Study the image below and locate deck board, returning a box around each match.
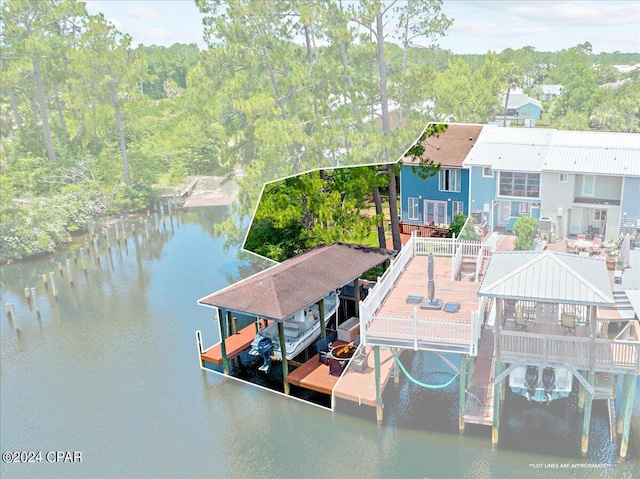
[200,322,265,365]
[464,331,495,426]
[286,354,339,395]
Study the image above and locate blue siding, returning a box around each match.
[469,166,496,222]
[517,103,542,120]
[621,177,640,231]
[400,165,470,224]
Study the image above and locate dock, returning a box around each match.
[464,330,495,426]
[200,322,264,365]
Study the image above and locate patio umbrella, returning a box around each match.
[427,253,435,302]
[620,233,631,268]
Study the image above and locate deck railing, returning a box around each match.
[364,309,477,355]
[500,331,640,374]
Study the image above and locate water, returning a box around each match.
[1,206,638,478]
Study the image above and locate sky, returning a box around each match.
[86,0,640,54]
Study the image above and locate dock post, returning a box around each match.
[278,322,290,395]
[80,248,87,273]
[25,287,31,305]
[66,259,74,286]
[318,298,326,340]
[196,330,205,368]
[353,278,360,318]
[374,346,383,425]
[620,373,637,459]
[49,272,58,299]
[617,374,627,436]
[578,370,585,411]
[393,348,400,386]
[459,354,467,433]
[42,273,48,289]
[217,309,229,375]
[5,303,12,322]
[30,287,40,318]
[492,361,502,446]
[581,371,595,456]
[232,316,238,335]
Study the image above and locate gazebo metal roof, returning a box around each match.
[198,243,395,320]
[479,250,614,306]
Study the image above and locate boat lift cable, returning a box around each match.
[390,350,463,389]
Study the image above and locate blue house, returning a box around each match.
[464,127,553,232]
[499,93,543,122]
[400,124,483,226]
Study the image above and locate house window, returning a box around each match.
[482,167,493,177]
[452,201,464,217]
[594,209,607,221]
[439,168,461,192]
[498,172,540,198]
[559,173,568,183]
[407,197,419,220]
[582,175,595,197]
[519,203,530,215]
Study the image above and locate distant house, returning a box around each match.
[400,123,483,226]
[497,94,543,122]
[541,84,564,101]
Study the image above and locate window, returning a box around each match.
[498,172,540,198]
[408,197,419,220]
[559,173,568,183]
[439,168,461,192]
[582,175,595,197]
[482,167,493,177]
[452,201,464,217]
[519,203,530,215]
[594,209,607,221]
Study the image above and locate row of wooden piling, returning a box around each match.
[4,201,182,331]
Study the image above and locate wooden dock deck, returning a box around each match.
[333,346,396,408]
[464,330,495,426]
[200,322,262,365]
[286,353,340,395]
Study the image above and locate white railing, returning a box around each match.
[475,246,484,282]
[365,310,479,355]
[452,243,463,280]
[414,236,457,256]
[500,331,640,374]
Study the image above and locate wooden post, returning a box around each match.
[318,298,326,340]
[492,361,502,446]
[218,309,229,375]
[10,304,19,331]
[57,262,64,276]
[154,212,160,233]
[31,287,40,318]
[578,374,585,411]
[617,374,627,436]
[49,272,58,299]
[72,250,77,264]
[5,303,12,321]
[393,348,400,386]
[581,371,595,456]
[232,316,238,335]
[459,354,467,432]
[196,331,204,368]
[620,373,637,459]
[25,287,31,305]
[374,345,383,425]
[353,278,360,318]
[42,273,48,289]
[80,248,87,273]
[278,322,290,395]
[66,259,74,286]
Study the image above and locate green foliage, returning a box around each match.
[458,216,481,241]
[514,216,538,251]
[448,213,468,239]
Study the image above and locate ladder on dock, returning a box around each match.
[607,397,617,443]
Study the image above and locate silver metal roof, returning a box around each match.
[463,126,553,171]
[626,290,640,319]
[544,130,640,176]
[479,251,615,306]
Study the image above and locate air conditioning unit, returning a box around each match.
[557,207,563,217]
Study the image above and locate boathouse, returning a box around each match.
[478,250,640,458]
[197,242,395,395]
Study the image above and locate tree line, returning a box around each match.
[1,0,639,260]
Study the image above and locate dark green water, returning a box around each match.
[1,206,638,478]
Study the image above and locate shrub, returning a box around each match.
[514,216,538,250]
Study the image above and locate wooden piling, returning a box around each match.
[80,248,87,273]
[154,212,159,233]
[25,287,31,305]
[459,354,467,433]
[57,262,64,277]
[232,316,238,335]
[393,348,400,386]
[218,309,229,375]
[354,278,360,318]
[10,303,18,325]
[318,298,326,340]
[374,345,383,425]
[105,229,111,251]
[196,330,205,368]
[144,220,150,241]
[581,371,595,456]
[278,321,290,395]
[72,250,77,264]
[620,373,637,459]
[49,272,58,299]
[30,287,40,318]
[492,361,502,446]
[42,274,48,288]
[5,303,12,321]
[66,259,74,286]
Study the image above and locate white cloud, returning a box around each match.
[127,6,159,20]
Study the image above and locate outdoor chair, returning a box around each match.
[561,313,577,336]
[565,238,575,253]
[577,234,587,241]
[591,237,602,254]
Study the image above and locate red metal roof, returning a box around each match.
[198,243,396,320]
